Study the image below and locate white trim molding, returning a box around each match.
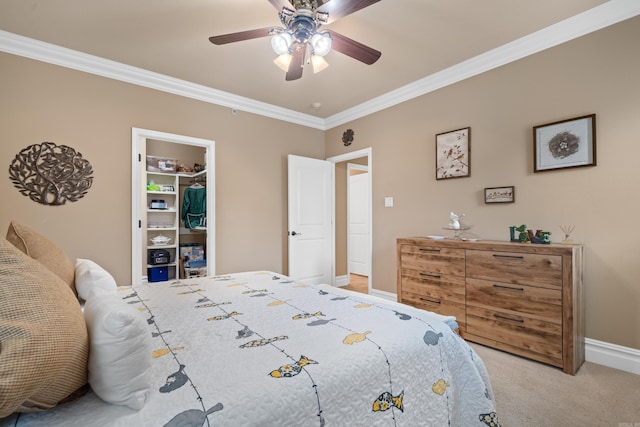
[585,338,640,375]
[1,0,639,130]
[334,275,349,287]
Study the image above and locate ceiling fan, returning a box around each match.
[209,0,382,81]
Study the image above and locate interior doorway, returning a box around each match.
[131,128,215,286]
[327,148,372,293]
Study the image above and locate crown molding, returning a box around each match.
[324,0,640,129]
[0,30,326,130]
[1,0,639,131]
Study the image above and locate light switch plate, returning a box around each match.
[384,197,394,207]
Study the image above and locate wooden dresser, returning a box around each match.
[397,237,584,374]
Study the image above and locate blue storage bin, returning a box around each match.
[148,266,168,282]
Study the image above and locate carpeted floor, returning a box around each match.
[470,343,640,426]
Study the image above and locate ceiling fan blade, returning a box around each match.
[286,43,307,81]
[317,0,381,24]
[209,27,277,45]
[267,0,294,13]
[327,30,381,65]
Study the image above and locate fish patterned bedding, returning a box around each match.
[3,271,499,427]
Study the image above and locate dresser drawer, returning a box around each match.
[400,245,465,276]
[400,290,466,324]
[466,306,562,361]
[401,270,465,305]
[466,278,561,323]
[466,249,562,288]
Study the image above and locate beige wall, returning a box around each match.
[325,16,640,350]
[0,52,324,285]
[1,16,639,351]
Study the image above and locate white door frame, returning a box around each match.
[131,128,215,286]
[327,148,372,293]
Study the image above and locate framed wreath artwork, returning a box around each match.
[533,114,596,172]
[436,127,470,180]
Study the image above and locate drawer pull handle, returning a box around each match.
[492,254,524,260]
[420,272,441,279]
[493,284,524,292]
[493,314,524,323]
[419,248,441,253]
[419,297,441,305]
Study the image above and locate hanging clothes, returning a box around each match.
[182,185,206,228]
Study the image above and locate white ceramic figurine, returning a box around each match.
[449,212,465,229]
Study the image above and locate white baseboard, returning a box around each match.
[585,338,640,375]
[369,288,397,302]
[335,275,349,287]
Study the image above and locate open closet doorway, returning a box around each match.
[131,128,215,286]
[328,148,372,294]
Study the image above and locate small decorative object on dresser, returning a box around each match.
[436,127,470,180]
[534,114,596,172]
[560,225,575,244]
[509,225,551,244]
[397,237,584,374]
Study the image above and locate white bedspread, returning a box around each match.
[2,271,499,427]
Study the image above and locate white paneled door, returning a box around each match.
[287,155,333,285]
[348,166,370,276]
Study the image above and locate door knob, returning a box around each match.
[290,231,302,236]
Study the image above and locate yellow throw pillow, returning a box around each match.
[5,221,76,294]
[0,238,88,417]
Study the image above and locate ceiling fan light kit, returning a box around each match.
[209,0,382,81]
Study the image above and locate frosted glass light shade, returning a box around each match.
[310,32,331,56]
[271,32,293,55]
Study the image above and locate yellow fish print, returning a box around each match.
[177,289,204,295]
[293,285,307,288]
[372,390,404,412]
[152,346,185,359]
[207,311,240,321]
[268,300,289,307]
[432,379,450,395]
[292,311,324,320]
[226,283,243,287]
[343,331,371,345]
[354,303,372,309]
[269,355,318,378]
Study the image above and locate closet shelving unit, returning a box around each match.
[145,169,207,282]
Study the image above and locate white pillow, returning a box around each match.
[75,259,117,300]
[83,289,152,410]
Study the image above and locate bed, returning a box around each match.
[0,224,499,427]
[2,268,499,427]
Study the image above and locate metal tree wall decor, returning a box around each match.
[9,142,94,206]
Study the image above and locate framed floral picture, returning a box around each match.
[533,114,596,172]
[436,127,470,180]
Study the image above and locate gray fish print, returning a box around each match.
[160,364,188,393]
[164,403,224,427]
[393,310,412,320]
[307,318,337,326]
[423,330,444,345]
[235,325,254,339]
[330,296,348,301]
[249,293,270,298]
